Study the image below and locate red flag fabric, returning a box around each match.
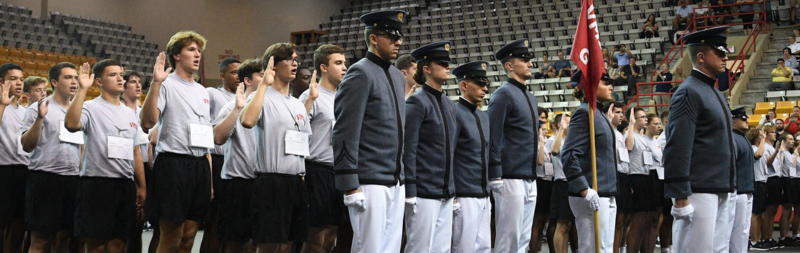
[570,0,606,111]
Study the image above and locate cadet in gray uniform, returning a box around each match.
[561,74,618,253]
[212,59,260,250]
[0,63,28,253]
[240,43,312,251]
[298,44,347,253]
[202,57,240,253]
[728,107,755,253]
[64,60,146,253]
[139,31,212,253]
[403,41,458,253]
[449,61,491,253]
[663,27,736,253]
[487,38,540,253]
[20,62,82,253]
[332,10,408,253]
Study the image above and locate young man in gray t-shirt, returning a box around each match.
[65,60,146,252]
[0,63,28,253]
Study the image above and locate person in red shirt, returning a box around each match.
[784,106,800,135]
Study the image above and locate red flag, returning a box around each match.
[570,0,606,111]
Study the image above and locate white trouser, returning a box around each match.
[347,183,405,253]
[452,197,492,253]
[728,193,753,253]
[569,196,617,253]
[671,192,732,253]
[493,179,537,253]
[404,197,454,253]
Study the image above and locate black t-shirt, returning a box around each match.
[621,65,642,78]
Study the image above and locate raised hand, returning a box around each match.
[77,62,95,90]
[0,79,12,106]
[307,70,319,100]
[606,103,615,124]
[628,106,635,122]
[559,113,569,130]
[37,94,49,119]
[234,82,246,109]
[153,52,172,83]
[260,56,275,87]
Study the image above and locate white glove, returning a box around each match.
[671,204,694,222]
[343,192,366,211]
[489,180,503,192]
[405,197,418,214]
[583,189,600,211]
[453,201,461,215]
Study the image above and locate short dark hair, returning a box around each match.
[551,113,569,130]
[0,63,23,81]
[394,54,416,71]
[629,56,636,60]
[219,58,241,74]
[48,62,77,84]
[617,120,629,132]
[122,70,141,82]
[776,118,784,123]
[314,44,345,73]
[260,42,298,70]
[537,106,548,120]
[23,76,47,92]
[778,58,785,63]
[601,101,624,113]
[688,45,713,65]
[626,107,645,119]
[364,28,380,48]
[660,110,669,121]
[92,59,121,78]
[237,59,262,83]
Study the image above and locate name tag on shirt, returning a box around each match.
[643,151,654,166]
[285,130,310,157]
[107,136,134,160]
[330,120,336,144]
[656,166,664,180]
[190,123,214,149]
[59,121,84,145]
[544,163,554,176]
[618,147,630,163]
[17,136,29,156]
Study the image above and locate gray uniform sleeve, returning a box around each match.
[402,95,425,198]
[561,106,590,193]
[663,87,700,198]
[487,89,509,179]
[333,67,369,190]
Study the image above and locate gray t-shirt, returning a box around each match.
[627,132,649,175]
[752,145,768,183]
[207,87,234,155]
[774,150,793,178]
[615,130,630,174]
[644,135,663,171]
[248,87,312,175]
[546,136,566,181]
[764,144,778,178]
[0,104,29,165]
[536,141,553,180]
[78,98,144,179]
[156,73,212,157]
[133,106,149,163]
[299,86,335,166]
[21,97,81,175]
[212,100,256,179]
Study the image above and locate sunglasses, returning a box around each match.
[376,32,403,42]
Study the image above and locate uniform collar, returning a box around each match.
[690,69,716,86]
[422,83,443,97]
[458,97,477,111]
[733,129,746,136]
[507,78,527,92]
[366,52,392,70]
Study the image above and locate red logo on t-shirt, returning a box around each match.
[296,114,305,122]
[203,99,209,104]
[130,122,137,128]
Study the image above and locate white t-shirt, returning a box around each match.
[545,136,566,181]
[0,104,29,165]
[155,73,212,157]
[299,86,336,166]
[21,97,81,175]
[212,100,256,179]
[537,141,554,180]
[615,130,630,174]
[207,87,235,155]
[627,132,650,175]
[78,97,145,179]
[249,87,312,175]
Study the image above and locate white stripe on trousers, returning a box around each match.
[569,196,617,253]
[347,183,405,253]
[728,193,753,253]
[671,192,732,253]
[403,197,454,253]
[492,179,537,253]
[452,197,492,253]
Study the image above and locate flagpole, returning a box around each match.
[588,107,601,253]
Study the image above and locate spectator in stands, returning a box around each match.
[22,76,47,107]
[394,54,418,98]
[291,66,312,98]
[535,54,557,79]
[776,119,786,136]
[784,106,800,135]
[607,58,621,80]
[693,1,715,27]
[617,57,643,96]
[554,50,572,77]
[709,0,729,25]
[614,44,634,67]
[641,14,660,38]
[784,48,800,75]
[759,109,777,126]
[739,0,755,35]
[789,36,800,55]
[603,47,612,66]
[672,0,694,30]
[654,65,673,114]
[769,58,793,91]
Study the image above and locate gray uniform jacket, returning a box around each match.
[561,103,618,197]
[453,97,491,198]
[487,79,539,180]
[664,70,736,199]
[733,130,754,194]
[333,52,406,190]
[403,84,458,199]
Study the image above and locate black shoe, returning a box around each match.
[752,241,771,251]
[780,237,795,247]
[767,239,781,249]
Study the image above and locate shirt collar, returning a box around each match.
[458,97,477,111]
[507,78,527,92]
[422,83,443,97]
[733,129,746,136]
[366,52,392,70]
[690,68,716,85]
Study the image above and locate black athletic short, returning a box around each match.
[615,172,633,214]
[74,177,136,241]
[145,152,211,223]
[550,180,574,221]
[766,176,785,205]
[787,178,800,204]
[649,170,671,207]
[0,165,28,223]
[305,161,345,228]
[252,173,308,244]
[753,182,768,214]
[25,170,78,232]
[210,154,224,208]
[630,174,656,213]
[535,178,554,214]
[216,178,254,242]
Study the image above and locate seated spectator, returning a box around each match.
[616,56,643,96]
[603,47,612,67]
[672,0,694,30]
[613,44,634,67]
[784,48,800,75]
[769,58,793,91]
[607,58,621,79]
[789,36,800,55]
[654,64,674,114]
[553,50,572,77]
[785,107,800,135]
[759,109,777,126]
[708,0,729,25]
[693,1,715,27]
[739,0,755,35]
[534,54,557,79]
[641,14,660,38]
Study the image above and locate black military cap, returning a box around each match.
[452,61,489,86]
[495,39,532,62]
[731,106,748,120]
[681,26,730,53]
[359,10,408,36]
[410,41,452,62]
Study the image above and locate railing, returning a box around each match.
[623,1,766,111]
